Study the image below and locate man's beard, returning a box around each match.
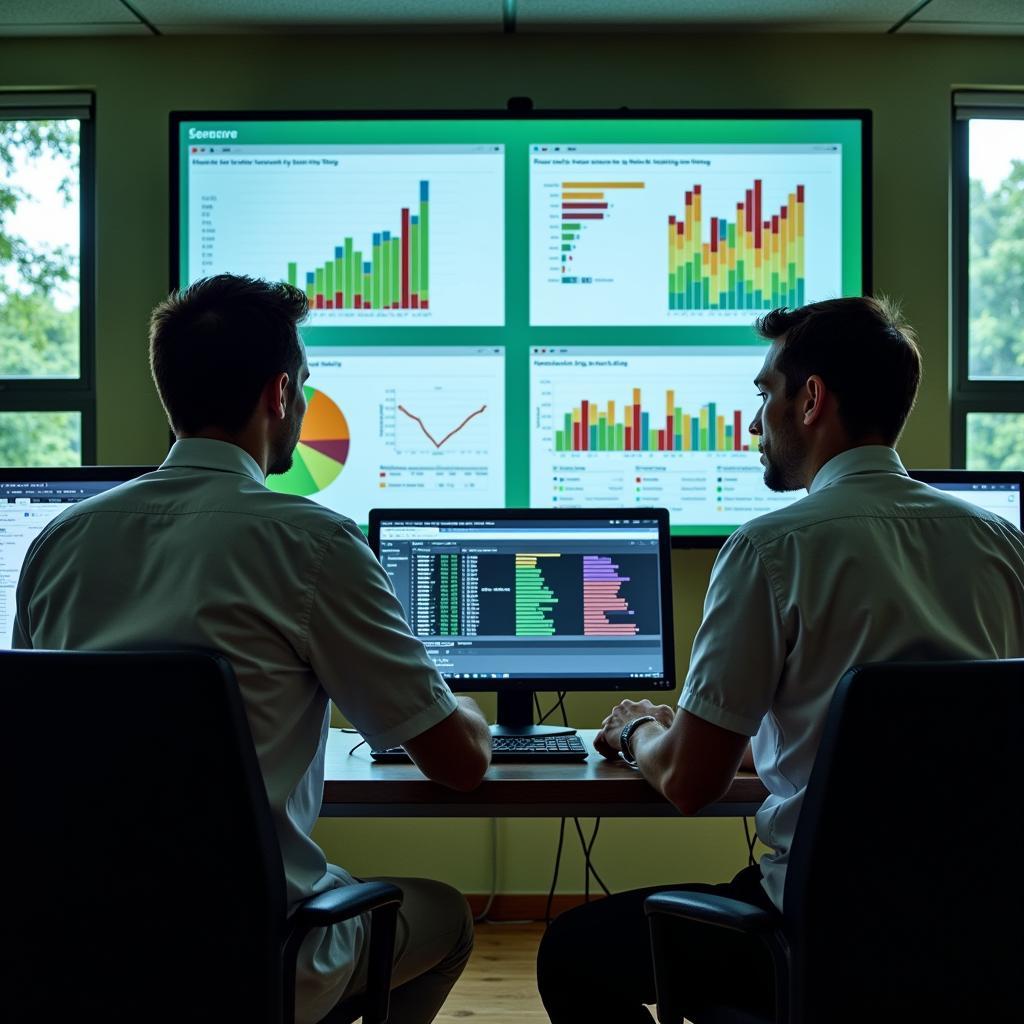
[760,431,805,492]
[266,409,303,477]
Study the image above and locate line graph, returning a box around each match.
[397,403,488,449]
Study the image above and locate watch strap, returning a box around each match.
[619,714,658,765]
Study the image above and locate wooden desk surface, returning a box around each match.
[322,728,768,818]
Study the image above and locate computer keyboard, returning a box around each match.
[370,733,589,763]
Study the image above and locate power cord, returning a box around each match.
[473,818,499,923]
[572,817,611,901]
[742,817,757,867]
[537,691,568,725]
[544,818,567,926]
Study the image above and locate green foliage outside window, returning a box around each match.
[0,118,81,465]
[966,147,1024,472]
[969,161,1024,380]
[0,411,80,467]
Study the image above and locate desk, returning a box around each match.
[322,728,768,818]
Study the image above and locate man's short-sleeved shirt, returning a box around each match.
[13,439,458,1024]
[679,445,1024,910]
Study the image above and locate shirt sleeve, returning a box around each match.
[11,609,31,649]
[305,520,459,751]
[678,531,786,737]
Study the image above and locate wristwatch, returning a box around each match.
[619,714,659,766]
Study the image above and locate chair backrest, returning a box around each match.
[0,650,288,1023]
[784,660,1024,1021]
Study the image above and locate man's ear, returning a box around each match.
[266,372,290,421]
[802,374,828,426]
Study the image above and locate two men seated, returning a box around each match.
[15,276,1024,1023]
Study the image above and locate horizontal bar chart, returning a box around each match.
[560,180,646,283]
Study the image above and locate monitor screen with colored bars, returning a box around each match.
[171,110,870,542]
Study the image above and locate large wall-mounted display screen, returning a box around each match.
[172,111,869,541]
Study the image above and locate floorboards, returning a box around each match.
[436,922,547,1022]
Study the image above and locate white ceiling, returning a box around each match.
[0,0,1022,36]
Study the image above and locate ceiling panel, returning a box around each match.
[904,0,1024,33]
[0,0,146,35]
[134,0,504,33]
[516,0,914,32]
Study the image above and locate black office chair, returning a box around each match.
[646,659,1024,1024]
[0,649,402,1024]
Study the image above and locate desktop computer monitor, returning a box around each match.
[0,468,153,650]
[909,470,1022,530]
[369,507,675,737]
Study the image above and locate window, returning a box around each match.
[0,93,94,466]
[952,92,1024,470]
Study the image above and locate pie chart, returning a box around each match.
[268,386,350,497]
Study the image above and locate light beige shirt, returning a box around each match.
[13,439,458,1024]
[679,445,1024,910]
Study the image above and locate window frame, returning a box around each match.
[0,92,96,464]
[951,90,1024,468]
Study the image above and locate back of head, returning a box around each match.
[149,274,308,435]
[756,296,922,445]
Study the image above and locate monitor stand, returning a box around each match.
[489,691,577,739]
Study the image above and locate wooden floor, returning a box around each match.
[437,923,547,1022]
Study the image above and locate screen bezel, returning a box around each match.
[0,467,155,486]
[169,107,873,548]
[369,505,676,694]
[909,468,1024,529]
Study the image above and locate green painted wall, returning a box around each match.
[2,30,1021,894]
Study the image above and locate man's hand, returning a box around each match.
[594,698,676,760]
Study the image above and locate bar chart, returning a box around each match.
[186,145,504,326]
[530,346,799,528]
[558,180,646,285]
[583,556,639,637]
[515,553,560,636]
[668,180,805,311]
[288,181,430,311]
[530,145,841,327]
[555,388,756,454]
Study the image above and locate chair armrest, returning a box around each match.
[287,880,403,938]
[283,881,403,1024]
[644,891,778,934]
[646,892,791,1024]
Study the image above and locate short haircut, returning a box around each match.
[149,275,308,435]
[755,296,922,445]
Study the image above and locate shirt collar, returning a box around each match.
[160,438,265,485]
[808,445,908,495]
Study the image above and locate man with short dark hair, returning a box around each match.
[14,274,492,1024]
[537,296,1024,1023]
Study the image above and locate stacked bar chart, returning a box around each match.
[560,180,645,284]
[554,387,757,453]
[668,180,805,311]
[515,553,559,636]
[287,180,430,310]
[582,556,639,636]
